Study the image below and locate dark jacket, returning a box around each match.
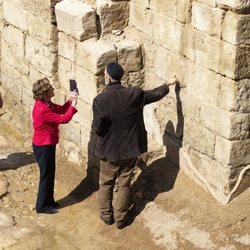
[92,82,169,162]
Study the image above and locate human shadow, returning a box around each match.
[128,82,184,225]
[0,151,36,170]
[57,131,100,208]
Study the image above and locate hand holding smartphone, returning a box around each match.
[70,79,78,92]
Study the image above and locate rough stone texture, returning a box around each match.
[75,39,117,74]
[0,212,14,227]
[114,40,141,72]
[55,0,97,41]
[3,0,28,31]
[192,1,226,37]
[0,179,8,198]
[222,11,250,45]
[0,0,249,205]
[215,0,250,12]
[96,0,130,36]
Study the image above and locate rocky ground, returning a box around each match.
[0,122,249,249]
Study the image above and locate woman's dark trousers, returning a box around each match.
[33,144,56,212]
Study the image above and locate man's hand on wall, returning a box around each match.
[167,76,179,86]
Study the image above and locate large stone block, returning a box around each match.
[176,0,192,23]
[235,79,250,112]
[75,39,117,74]
[96,0,129,36]
[27,13,56,43]
[194,31,249,79]
[200,104,232,139]
[222,11,250,45]
[187,66,238,111]
[58,56,74,91]
[1,62,23,100]
[188,148,232,198]
[55,0,97,41]
[73,64,100,104]
[154,45,194,85]
[26,36,57,76]
[2,25,24,57]
[114,40,141,72]
[3,0,28,31]
[150,0,176,18]
[129,2,153,36]
[58,32,76,62]
[184,120,216,158]
[153,14,184,52]
[1,26,29,75]
[230,113,250,140]
[192,2,225,37]
[215,0,250,12]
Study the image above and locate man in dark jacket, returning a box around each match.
[92,62,178,229]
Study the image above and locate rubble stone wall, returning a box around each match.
[0,0,249,204]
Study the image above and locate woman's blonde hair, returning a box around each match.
[32,77,53,100]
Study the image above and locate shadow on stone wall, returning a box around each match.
[0,152,36,171]
[128,83,184,225]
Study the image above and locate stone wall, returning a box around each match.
[0,0,249,204]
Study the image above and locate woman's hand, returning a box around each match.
[71,90,78,107]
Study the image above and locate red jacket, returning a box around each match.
[32,99,77,146]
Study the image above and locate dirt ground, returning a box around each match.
[0,124,249,249]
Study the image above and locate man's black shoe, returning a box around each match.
[52,202,60,208]
[37,208,58,214]
[100,214,115,225]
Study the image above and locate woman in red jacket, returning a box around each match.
[32,77,78,214]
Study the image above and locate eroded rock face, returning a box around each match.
[0,0,249,204]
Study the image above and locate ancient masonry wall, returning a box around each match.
[0,0,249,204]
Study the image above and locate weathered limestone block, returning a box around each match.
[187,66,238,111]
[230,113,250,140]
[55,0,97,41]
[154,45,194,85]
[192,2,225,37]
[200,104,232,139]
[73,99,92,129]
[222,11,250,45]
[73,64,101,104]
[176,0,192,23]
[96,0,130,36]
[194,31,249,79]
[58,56,74,91]
[3,0,28,31]
[1,62,23,100]
[200,104,248,140]
[75,39,117,74]
[62,121,81,146]
[215,136,250,166]
[114,40,141,72]
[150,0,176,18]
[21,74,34,110]
[184,120,216,158]
[235,79,250,112]
[1,25,24,57]
[129,2,153,36]
[236,45,250,79]
[153,14,184,52]
[58,32,76,62]
[215,0,250,12]
[26,36,57,76]
[27,13,56,43]
[0,178,8,199]
[1,25,29,75]
[188,149,234,202]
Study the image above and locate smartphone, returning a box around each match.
[70,79,77,92]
